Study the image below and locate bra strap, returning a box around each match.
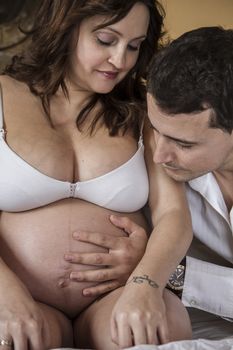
[0,83,5,137]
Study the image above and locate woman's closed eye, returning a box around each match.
[97,39,140,51]
[96,33,115,46]
[97,37,112,46]
[96,33,143,51]
[128,38,145,52]
[127,44,140,51]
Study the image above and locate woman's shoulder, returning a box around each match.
[0,75,41,121]
[0,75,33,103]
[0,75,26,92]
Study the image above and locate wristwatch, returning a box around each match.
[166,260,186,297]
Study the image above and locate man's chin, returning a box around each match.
[163,167,193,182]
[164,167,208,182]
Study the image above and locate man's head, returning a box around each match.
[147,26,233,181]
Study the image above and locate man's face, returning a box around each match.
[147,93,233,182]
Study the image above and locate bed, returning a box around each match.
[53,337,233,350]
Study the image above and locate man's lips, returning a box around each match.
[162,163,182,171]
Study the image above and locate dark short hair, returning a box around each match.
[147,26,233,133]
[4,0,165,136]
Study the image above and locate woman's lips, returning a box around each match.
[98,70,118,79]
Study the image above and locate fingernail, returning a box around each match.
[64,254,72,261]
[70,272,82,280]
[83,290,91,297]
[73,232,80,238]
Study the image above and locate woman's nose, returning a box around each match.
[108,48,126,70]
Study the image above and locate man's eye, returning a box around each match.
[177,143,193,149]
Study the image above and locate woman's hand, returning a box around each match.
[64,215,148,297]
[110,279,169,349]
[0,266,49,350]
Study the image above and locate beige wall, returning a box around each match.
[160,0,233,39]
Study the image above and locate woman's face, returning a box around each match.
[69,2,150,94]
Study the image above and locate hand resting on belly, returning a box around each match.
[0,198,148,318]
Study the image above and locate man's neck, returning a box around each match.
[214,170,233,212]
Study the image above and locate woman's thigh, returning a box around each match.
[74,288,191,350]
[164,290,192,341]
[74,288,122,350]
[37,302,73,348]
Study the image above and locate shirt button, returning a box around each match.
[190,299,197,306]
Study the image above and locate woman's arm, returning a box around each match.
[110,121,193,347]
[138,119,193,288]
[0,256,49,349]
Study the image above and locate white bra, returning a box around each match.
[0,84,149,212]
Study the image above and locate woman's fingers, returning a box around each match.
[64,252,114,266]
[110,215,148,240]
[72,231,119,249]
[82,280,121,297]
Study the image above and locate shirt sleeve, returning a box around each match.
[182,256,233,319]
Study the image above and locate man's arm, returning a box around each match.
[183,256,233,320]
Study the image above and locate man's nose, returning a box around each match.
[153,135,174,164]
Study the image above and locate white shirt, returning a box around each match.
[182,172,233,319]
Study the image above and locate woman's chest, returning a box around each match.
[5,117,138,183]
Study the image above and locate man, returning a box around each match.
[68,26,233,340]
[145,26,233,339]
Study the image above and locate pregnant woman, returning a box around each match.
[0,0,192,349]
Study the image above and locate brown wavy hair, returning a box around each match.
[4,0,165,135]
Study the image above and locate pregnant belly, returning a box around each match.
[0,199,148,318]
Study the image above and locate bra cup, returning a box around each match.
[0,86,148,212]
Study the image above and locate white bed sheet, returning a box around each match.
[126,338,233,349]
[53,337,233,350]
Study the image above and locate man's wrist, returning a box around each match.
[166,257,186,298]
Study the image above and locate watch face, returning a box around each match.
[167,265,185,291]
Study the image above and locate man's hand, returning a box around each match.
[64,215,148,297]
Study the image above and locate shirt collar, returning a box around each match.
[188,173,230,224]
